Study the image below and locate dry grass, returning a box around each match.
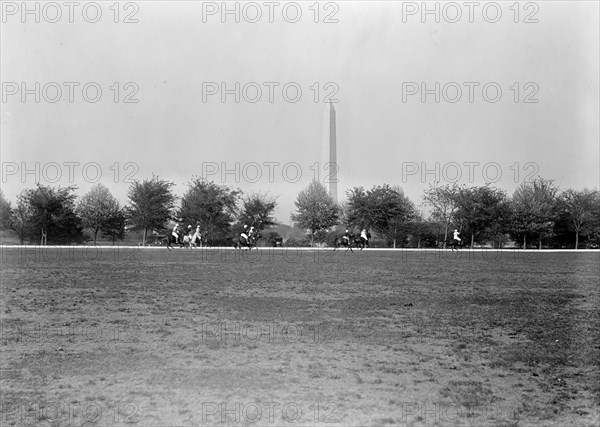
[1,248,599,426]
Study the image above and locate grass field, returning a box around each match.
[1,247,599,426]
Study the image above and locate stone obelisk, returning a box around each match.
[322,101,338,203]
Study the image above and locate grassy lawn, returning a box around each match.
[1,247,599,426]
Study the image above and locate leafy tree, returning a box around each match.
[19,184,83,245]
[236,192,277,232]
[178,178,240,240]
[406,212,437,248]
[10,194,31,244]
[127,176,176,245]
[509,177,559,249]
[77,184,121,244]
[369,185,416,248]
[345,187,371,229]
[0,190,13,231]
[422,184,460,247]
[337,202,350,226]
[589,195,600,247]
[454,185,510,248]
[290,180,339,246]
[558,188,599,249]
[346,184,417,248]
[101,208,127,245]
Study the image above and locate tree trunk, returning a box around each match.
[143,227,148,245]
[538,235,542,250]
[443,222,449,249]
[575,232,579,250]
[311,231,314,247]
[523,234,526,249]
[94,229,98,245]
[417,237,421,249]
[471,233,474,248]
[393,238,396,249]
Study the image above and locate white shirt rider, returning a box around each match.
[453,229,461,242]
[360,229,368,241]
[193,226,202,243]
[172,224,180,241]
[241,225,249,242]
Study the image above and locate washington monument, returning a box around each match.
[322,101,338,203]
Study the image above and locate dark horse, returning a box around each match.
[354,232,371,250]
[333,234,355,252]
[444,239,464,252]
[165,232,185,250]
[233,233,262,250]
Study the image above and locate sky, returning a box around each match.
[1,1,599,224]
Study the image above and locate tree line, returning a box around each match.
[1,176,599,249]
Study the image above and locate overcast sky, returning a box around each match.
[1,1,598,224]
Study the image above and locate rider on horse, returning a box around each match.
[172,223,180,244]
[453,229,461,244]
[241,224,250,244]
[360,229,368,242]
[192,225,202,245]
[343,229,351,244]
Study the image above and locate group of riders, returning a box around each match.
[336,228,463,250]
[336,228,371,251]
[168,222,260,249]
[170,223,204,247]
[168,222,464,250]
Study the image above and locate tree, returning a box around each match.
[0,190,13,231]
[590,194,600,247]
[422,184,460,247]
[10,194,31,244]
[370,185,417,248]
[178,178,240,240]
[290,180,339,246]
[509,177,559,249]
[101,208,127,245]
[76,184,121,244]
[18,184,83,245]
[454,185,510,248]
[345,184,418,248]
[345,187,371,229]
[237,192,277,232]
[558,188,599,249]
[127,176,176,245]
[406,211,437,248]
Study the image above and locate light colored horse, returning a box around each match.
[183,233,203,248]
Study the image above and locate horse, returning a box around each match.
[354,232,371,250]
[183,233,203,248]
[165,232,185,250]
[444,239,463,252]
[233,233,262,250]
[333,234,355,252]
